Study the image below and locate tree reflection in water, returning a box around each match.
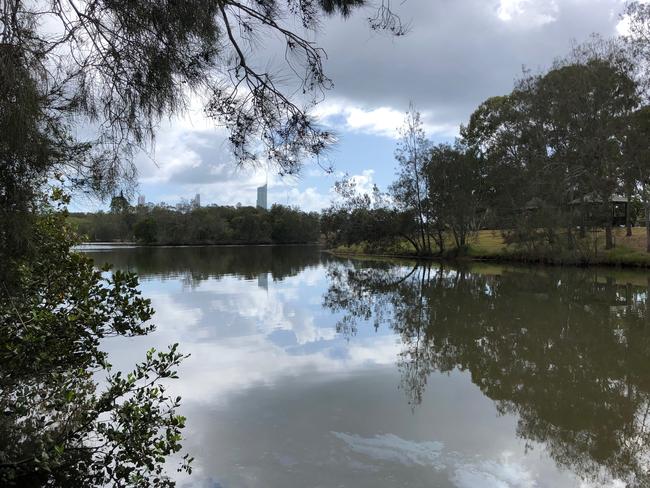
[84,245,327,287]
[323,258,650,487]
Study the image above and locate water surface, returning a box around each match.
[85,245,650,488]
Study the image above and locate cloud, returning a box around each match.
[269,186,331,212]
[350,169,376,195]
[497,0,560,26]
[315,0,624,135]
[133,118,334,209]
[315,101,458,139]
[71,0,629,212]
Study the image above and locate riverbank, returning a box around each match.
[330,228,650,269]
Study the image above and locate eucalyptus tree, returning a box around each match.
[461,88,552,249]
[424,143,483,250]
[463,53,640,252]
[536,58,639,250]
[321,174,407,250]
[624,106,650,252]
[390,105,432,254]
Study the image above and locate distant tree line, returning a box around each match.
[323,37,650,257]
[71,202,321,245]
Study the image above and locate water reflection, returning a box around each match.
[323,259,650,487]
[84,246,650,487]
[86,245,326,286]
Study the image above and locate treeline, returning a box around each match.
[71,203,321,245]
[323,40,650,258]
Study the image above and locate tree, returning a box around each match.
[425,144,484,250]
[0,197,191,487]
[390,105,433,254]
[535,58,638,250]
[1,0,402,196]
[462,88,556,252]
[463,50,640,254]
[624,106,650,252]
[134,217,158,244]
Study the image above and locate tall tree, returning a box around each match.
[624,106,650,252]
[536,58,639,250]
[424,144,483,250]
[391,105,432,254]
[463,52,640,253]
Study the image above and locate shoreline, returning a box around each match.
[326,248,650,270]
[327,228,650,270]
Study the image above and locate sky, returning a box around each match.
[72,0,632,212]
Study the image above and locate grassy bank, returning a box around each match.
[331,227,650,268]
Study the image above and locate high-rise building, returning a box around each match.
[256,184,267,210]
[257,272,269,291]
[193,193,201,208]
[137,195,145,206]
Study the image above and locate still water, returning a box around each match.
[83,245,650,488]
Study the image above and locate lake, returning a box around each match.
[83,245,650,488]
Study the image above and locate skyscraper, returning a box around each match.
[193,193,201,208]
[256,184,267,210]
[137,195,145,206]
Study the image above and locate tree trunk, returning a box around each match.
[401,234,420,255]
[646,201,650,253]
[567,226,574,250]
[626,199,632,237]
[605,222,613,250]
[603,199,614,250]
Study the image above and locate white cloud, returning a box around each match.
[497,0,560,27]
[350,169,376,195]
[314,100,458,139]
[269,186,331,212]
[616,0,650,36]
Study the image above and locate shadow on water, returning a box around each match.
[323,258,650,487]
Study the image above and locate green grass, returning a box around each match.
[331,227,650,269]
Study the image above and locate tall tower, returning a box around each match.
[194,193,201,208]
[137,195,145,206]
[256,184,267,210]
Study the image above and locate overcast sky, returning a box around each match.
[73,0,629,212]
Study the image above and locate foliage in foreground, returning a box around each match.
[0,199,191,487]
